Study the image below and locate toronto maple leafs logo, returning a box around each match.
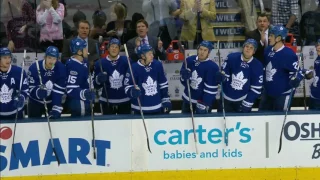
[145,66,152,72]
[231,71,248,90]
[268,51,275,57]
[0,84,13,104]
[111,60,118,66]
[266,62,277,82]
[190,70,202,90]
[313,70,319,88]
[142,76,157,96]
[109,70,124,90]
[45,80,53,96]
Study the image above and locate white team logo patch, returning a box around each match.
[190,70,202,90]
[266,62,277,82]
[45,80,53,96]
[313,70,319,88]
[109,70,124,90]
[231,71,248,90]
[0,84,13,104]
[142,76,157,96]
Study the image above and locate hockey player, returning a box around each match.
[28,46,66,119]
[124,44,172,114]
[259,25,304,111]
[308,39,320,110]
[65,38,95,117]
[0,47,28,119]
[93,38,131,114]
[216,39,264,113]
[180,41,219,114]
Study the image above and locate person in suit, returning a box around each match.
[126,19,166,62]
[61,20,99,70]
[245,13,270,64]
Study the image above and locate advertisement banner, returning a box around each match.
[0,120,132,177]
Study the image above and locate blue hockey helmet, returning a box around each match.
[198,41,214,52]
[45,46,59,59]
[316,39,320,47]
[269,25,288,40]
[108,38,121,48]
[70,38,87,55]
[0,47,12,57]
[243,38,258,51]
[137,44,154,58]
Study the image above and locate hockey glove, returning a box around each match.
[129,87,141,99]
[13,94,25,109]
[161,98,172,113]
[96,72,108,84]
[180,68,191,80]
[49,110,61,119]
[302,69,313,80]
[36,86,48,99]
[216,71,227,84]
[83,89,96,101]
[195,101,210,114]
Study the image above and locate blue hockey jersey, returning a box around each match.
[93,55,130,104]
[311,57,320,99]
[0,65,29,116]
[263,45,301,96]
[222,52,264,107]
[180,55,219,106]
[124,60,169,113]
[66,57,91,102]
[28,60,66,114]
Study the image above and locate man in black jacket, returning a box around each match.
[245,13,270,64]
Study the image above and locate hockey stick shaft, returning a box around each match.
[181,44,198,154]
[87,56,97,159]
[217,41,228,146]
[299,43,307,110]
[95,43,109,111]
[35,57,60,165]
[12,49,26,158]
[124,44,152,153]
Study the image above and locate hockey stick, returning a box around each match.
[97,0,102,10]
[217,41,228,146]
[278,86,295,153]
[95,43,109,114]
[11,50,26,158]
[88,55,97,159]
[124,44,152,153]
[35,58,60,165]
[180,44,199,154]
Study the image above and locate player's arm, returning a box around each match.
[158,63,170,101]
[51,66,67,115]
[242,65,264,111]
[180,57,191,87]
[20,70,29,100]
[93,60,104,89]
[28,65,41,98]
[201,65,219,107]
[124,68,140,99]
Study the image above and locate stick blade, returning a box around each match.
[147,137,152,154]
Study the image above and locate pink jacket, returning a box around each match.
[36,3,65,42]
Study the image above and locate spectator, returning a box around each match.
[36,0,65,52]
[0,21,9,48]
[61,20,99,71]
[179,0,217,47]
[300,1,320,45]
[171,0,184,40]
[126,19,166,62]
[245,13,270,64]
[123,13,144,43]
[142,0,178,49]
[70,10,87,38]
[272,0,300,36]
[89,10,107,40]
[105,2,131,44]
[2,0,36,52]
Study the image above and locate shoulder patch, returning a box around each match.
[27,71,31,76]
[70,71,78,76]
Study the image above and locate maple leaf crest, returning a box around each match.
[109,70,124,90]
[266,62,277,82]
[190,70,202,90]
[0,84,13,104]
[231,71,248,90]
[142,76,157,96]
[45,80,53,96]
